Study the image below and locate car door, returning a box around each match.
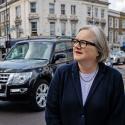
[51,41,73,72]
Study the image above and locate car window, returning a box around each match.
[6,42,53,60]
[54,41,73,64]
[6,43,29,59]
[55,42,66,52]
[65,41,73,49]
[65,41,73,60]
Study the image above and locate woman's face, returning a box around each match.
[73,29,99,64]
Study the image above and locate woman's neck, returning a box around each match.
[78,61,98,74]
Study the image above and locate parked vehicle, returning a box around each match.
[105,57,113,67]
[0,37,73,111]
[110,51,125,64]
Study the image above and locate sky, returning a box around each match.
[109,0,125,12]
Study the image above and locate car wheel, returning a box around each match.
[30,79,49,111]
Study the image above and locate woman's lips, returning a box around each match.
[75,51,83,54]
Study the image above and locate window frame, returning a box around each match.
[15,5,21,18]
[122,20,125,29]
[95,7,98,18]
[101,9,105,18]
[31,21,37,36]
[30,2,36,13]
[71,5,76,15]
[49,3,55,14]
[50,22,55,36]
[71,22,76,36]
[87,6,91,17]
[61,4,65,15]
[61,21,66,36]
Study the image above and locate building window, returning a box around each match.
[61,21,66,36]
[6,9,9,21]
[0,0,5,4]
[30,2,36,13]
[115,31,118,42]
[1,26,5,36]
[109,30,113,43]
[71,5,76,15]
[87,6,91,17]
[16,24,21,38]
[109,17,113,28]
[122,20,125,29]
[31,22,37,36]
[101,9,105,18]
[115,18,119,28]
[49,3,55,14]
[87,21,91,25]
[1,11,5,23]
[101,24,105,30]
[71,22,76,36]
[61,4,65,15]
[16,6,21,18]
[95,7,98,18]
[50,22,55,36]
[123,32,125,35]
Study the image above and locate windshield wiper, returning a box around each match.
[6,57,24,60]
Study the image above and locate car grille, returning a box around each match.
[0,73,10,83]
[0,73,10,96]
[0,84,6,93]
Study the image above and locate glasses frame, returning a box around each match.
[71,38,96,48]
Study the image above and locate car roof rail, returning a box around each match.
[10,35,73,41]
[55,36,72,39]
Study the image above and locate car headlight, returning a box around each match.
[8,72,32,85]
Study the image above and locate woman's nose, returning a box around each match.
[74,43,81,49]
[74,45,81,50]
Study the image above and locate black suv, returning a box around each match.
[0,37,73,111]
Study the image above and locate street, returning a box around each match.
[0,101,46,125]
[0,64,124,125]
[114,64,125,86]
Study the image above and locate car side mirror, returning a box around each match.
[53,53,66,62]
[2,53,6,59]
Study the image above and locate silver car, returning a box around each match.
[110,51,125,64]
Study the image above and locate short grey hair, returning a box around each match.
[79,25,109,62]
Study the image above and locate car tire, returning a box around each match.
[30,79,49,111]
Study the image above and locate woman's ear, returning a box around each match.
[96,51,101,61]
[96,51,99,57]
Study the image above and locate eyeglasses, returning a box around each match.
[71,38,96,48]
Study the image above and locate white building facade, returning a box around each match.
[108,9,121,50]
[0,0,109,41]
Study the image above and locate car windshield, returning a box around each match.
[5,41,53,60]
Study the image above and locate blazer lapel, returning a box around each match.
[72,62,83,108]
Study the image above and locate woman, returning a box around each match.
[45,25,125,125]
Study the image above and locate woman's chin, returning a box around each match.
[74,57,86,62]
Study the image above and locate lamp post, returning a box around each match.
[5,0,11,51]
[5,0,9,41]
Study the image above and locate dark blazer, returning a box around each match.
[45,61,125,125]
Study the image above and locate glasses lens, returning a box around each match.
[80,41,86,48]
[72,39,86,48]
[85,41,96,47]
[72,39,78,46]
